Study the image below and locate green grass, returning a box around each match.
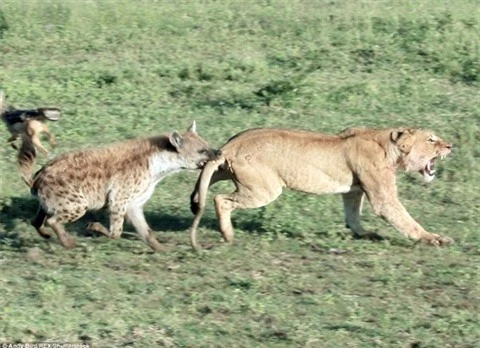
[0,0,479,346]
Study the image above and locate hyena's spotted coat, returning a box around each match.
[30,122,219,251]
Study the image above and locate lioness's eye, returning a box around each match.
[428,138,435,143]
[198,149,208,154]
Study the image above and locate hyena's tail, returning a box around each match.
[18,133,37,187]
[189,156,226,250]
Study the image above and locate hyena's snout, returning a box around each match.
[197,148,221,168]
[212,149,222,158]
[207,148,222,163]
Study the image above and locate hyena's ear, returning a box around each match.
[187,120,197,133]
[169,131,183,151]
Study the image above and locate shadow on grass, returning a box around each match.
[0,196,243,250]
[1,197,402,250]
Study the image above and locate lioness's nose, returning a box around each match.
[446,143,453,150]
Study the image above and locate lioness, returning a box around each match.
[30,121,219,251]
[190,127,453,249]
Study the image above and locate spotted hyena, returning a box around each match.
[29,121,219,251]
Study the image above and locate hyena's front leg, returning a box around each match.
[126,206,163,252]
[87,202,127,239]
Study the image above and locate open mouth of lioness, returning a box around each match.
[419,154,448,182]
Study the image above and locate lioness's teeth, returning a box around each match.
[441,155,445,160]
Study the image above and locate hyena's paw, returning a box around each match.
[58,233,76,249]
[87,222,110,237]
[422,233,454,247]
[146,233,163,252]
[36,227,52,239]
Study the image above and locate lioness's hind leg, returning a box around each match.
[214,177,282,242]
[342,190,382,240]
[191,169,230,215]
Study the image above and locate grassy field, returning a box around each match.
[0,0,479,346]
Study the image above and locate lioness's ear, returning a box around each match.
[391,129,413,153]
[390,130,404,143]
[169,131,183,151]
[187,120,197,134]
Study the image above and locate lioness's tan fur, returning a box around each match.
[31,122,219,250]
[190,127,453,249]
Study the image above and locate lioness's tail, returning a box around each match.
[190,156,225,250]
[0,91,5,114]
[18,133,37,187]
[0,91,7,120]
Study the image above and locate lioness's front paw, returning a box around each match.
[353,232,384,241]
[424,233,454,247]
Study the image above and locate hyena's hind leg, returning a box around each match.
[46,205,88,249]
[31,205,52,239]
